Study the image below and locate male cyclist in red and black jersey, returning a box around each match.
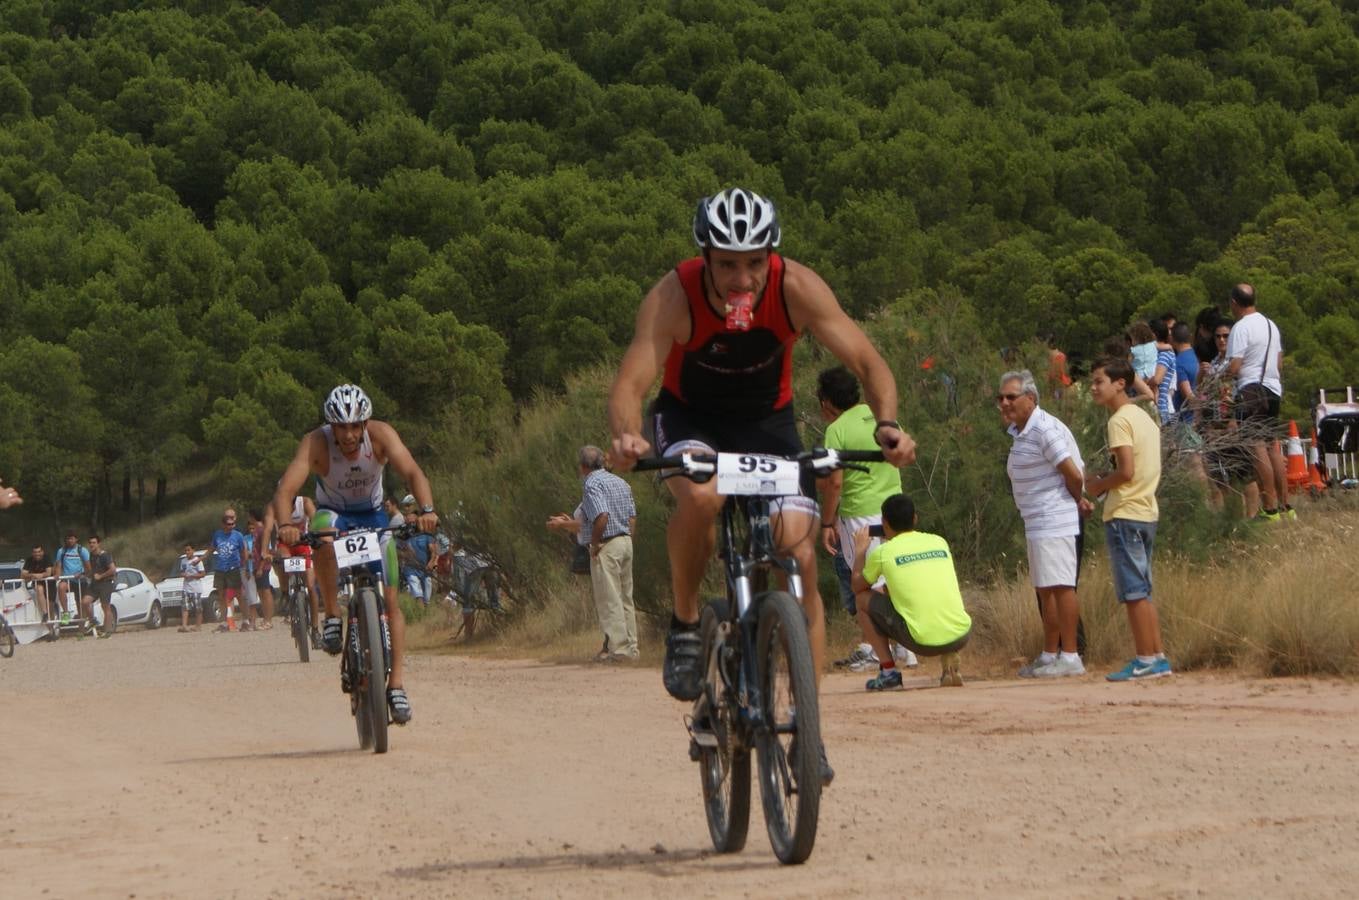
[608,188,916,777]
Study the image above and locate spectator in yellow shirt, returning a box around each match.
[850,494,972,691]
[1085,357,1172,681]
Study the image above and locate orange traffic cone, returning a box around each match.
[1308,428,1328,495]
[1285,420,1309,489]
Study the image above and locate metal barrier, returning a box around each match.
[1314,386,1359,487]
[1,575,94,642]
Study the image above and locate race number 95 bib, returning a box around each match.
[333,530,382,569]
[715,453,800,496]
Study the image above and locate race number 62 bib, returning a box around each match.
[715,453,800,496]
[333,530,382,569]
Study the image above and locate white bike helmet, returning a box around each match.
[692,188,781,251]
[322,384,372,424]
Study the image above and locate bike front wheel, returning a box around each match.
[355,587,389,754]
[696,600,750,853]
[755,590,821,864]
[0,620,15,658]
[290,584,310,664]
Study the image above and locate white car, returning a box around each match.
[155,554,279,624]
[90,567,164,632]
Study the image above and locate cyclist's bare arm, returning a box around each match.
[272,431,325,542]
[368,421,438,532]
[608,272,689,470]
[260,506,278,559]
[784,260,916,466]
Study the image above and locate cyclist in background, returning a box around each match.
[607,188,916,775]
[272,384,438,725]
[264,493,322,645]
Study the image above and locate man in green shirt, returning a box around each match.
[817,367,916,670]
[850,494,972,690]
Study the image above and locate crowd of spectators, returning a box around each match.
[825,281,1293,689]
[13,530,118,638]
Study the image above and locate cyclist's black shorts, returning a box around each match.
[649,390,814,499]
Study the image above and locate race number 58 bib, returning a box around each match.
[282,557,308,574]
[715,453,800,496]
[333,530,382,569]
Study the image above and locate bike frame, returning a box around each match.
[717,495,804,743]
[340,566,392,691]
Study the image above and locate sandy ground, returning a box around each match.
[1,624,1357,899]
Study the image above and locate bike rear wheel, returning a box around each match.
[356,587,389,754]
[290,582,310,664]
[0,620,15,658]
[696,600,750,853]
[755,590,821,864]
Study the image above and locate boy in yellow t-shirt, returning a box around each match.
[1085,357,1172,682]
[850,494,972,690]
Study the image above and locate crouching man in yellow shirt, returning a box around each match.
[850,494,973,690]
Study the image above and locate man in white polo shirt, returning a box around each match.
[999,369,1088,678]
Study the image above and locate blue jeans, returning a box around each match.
[1105,519,1157,603]
[402,569,432,605]
[832,551,856,616]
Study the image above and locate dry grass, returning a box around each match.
[407,500,1359,680]
[92,473,1312,681]
[404,576,672,664]
[104,496,236,581]
[962,502,1359,677]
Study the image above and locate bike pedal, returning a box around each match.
[688,739,701,762]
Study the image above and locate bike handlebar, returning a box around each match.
[633,446,886,479]
[291,523,422,548]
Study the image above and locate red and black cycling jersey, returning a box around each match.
[659,254,799,419]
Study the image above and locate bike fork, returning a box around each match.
[379,609,392,680]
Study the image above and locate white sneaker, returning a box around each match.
[847,645,880,672]
[1034,656,1086,678]
[834,642,874,669]
[892,643,919,668]
[1018,655,1055,678]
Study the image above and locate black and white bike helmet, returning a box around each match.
[692,187,781,251]
[322,384,372,424]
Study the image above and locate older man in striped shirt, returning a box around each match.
[999,369,1089,678]
[578,445,640,661]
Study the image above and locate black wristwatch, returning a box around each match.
[873,420,901,446]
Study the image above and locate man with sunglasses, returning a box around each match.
[210,508,250,632]
[998,370,1088,678]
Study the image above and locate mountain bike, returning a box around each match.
[279,556,312,663]
[635,446,884,865]
[299,524,414,754]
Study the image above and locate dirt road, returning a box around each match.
[2,625,1356,898]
